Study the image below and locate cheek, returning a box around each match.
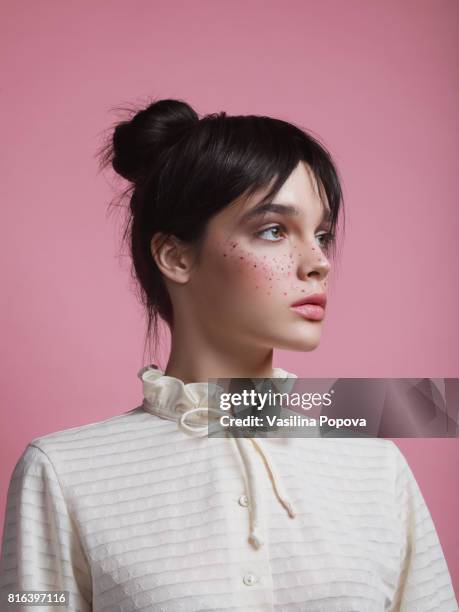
[218,242,295,295]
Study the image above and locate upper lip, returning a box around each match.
[290,293,327,308]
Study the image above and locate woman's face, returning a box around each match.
[180,161,332,352]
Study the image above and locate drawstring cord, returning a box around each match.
[251,437,296,519]
[233,435,264,549]
[178,402,297,550]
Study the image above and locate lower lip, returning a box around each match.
[290,304,325,321]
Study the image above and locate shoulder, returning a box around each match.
[29,406,163,452]
[287,436,404,483]
[29,407,142,442]
[295,437,406,494]
[302,435,401,465]
[11,408,174,482]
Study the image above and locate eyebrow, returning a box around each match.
[239,201,332,225]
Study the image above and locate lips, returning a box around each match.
[290,293,327,321]
[290,293,327,308]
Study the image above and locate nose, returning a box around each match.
[297,243,331,282]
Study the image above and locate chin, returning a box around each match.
[270,327,323,352]
[285,338,321,352]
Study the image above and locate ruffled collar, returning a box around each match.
[138,363,298,426]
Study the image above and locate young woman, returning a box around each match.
[0,99,457,611]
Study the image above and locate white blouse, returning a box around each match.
[0,364,457,612]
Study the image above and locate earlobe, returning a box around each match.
[150,233,192,284]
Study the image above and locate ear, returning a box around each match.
[150,232,194,284]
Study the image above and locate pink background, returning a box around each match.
[1,0,458,597]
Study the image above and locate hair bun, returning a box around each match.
[112,98,199,183]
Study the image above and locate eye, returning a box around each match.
[316,231,334,251]
[255,224,286,242]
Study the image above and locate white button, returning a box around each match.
[243,573,257,586]
[238,494,249,507]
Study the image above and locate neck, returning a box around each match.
[164,329,275,384]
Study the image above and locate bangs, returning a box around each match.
[163,112,343,256]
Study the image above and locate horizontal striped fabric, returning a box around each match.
[0,368,457,611]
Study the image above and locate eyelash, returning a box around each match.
[255,223,334,249]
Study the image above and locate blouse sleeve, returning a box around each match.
[390,443,458,611]
[0,443,92,611]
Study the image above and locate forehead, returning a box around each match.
[274,161,323,203]
[214,161,330,228]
